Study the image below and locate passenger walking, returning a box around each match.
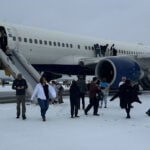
[31,76,56,121]
[76,76,87,109]
[69,80,80,118]
[12,73,28,120]
[57,84,64,104]
[84,77,101,116]
[110,79,141,118]
[100,78,109,108]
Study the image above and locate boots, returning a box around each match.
[22,115,26,120]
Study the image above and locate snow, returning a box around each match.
[0,85,13,92]
[0,87,150,150]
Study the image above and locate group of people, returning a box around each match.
[69,75,148,119]
[70,76,110,118]
[11,73,149,122]
[12,74,56,121]
[94,43,117,57]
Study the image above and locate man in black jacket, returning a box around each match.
[12,73,28,120]
[69,80,80,118]
[110,80,141,119]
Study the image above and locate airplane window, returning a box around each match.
[62,43,65,47]
[88,46,91,50]
[29,39,32,43]
[13,36,16,41]
[70,44,73,48]
[44,40,47,45]
[34,39,38,44]
[78,45,80,49]
[24,38,27,42]
[49,41,52,46]
[92,46,94,50]
[53,42,56,46]
[85,46,87,50]
[66,43,69,47]
[58,42,60,47]
[39,40,43,44]
[18,37,22,42]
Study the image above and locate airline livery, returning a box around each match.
[0,22,150,91]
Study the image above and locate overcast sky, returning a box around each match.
[0,0,150,45]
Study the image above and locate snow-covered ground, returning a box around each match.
[0,89,150,150]
[0,85,13,92]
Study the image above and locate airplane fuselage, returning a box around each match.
[1,22,150,89]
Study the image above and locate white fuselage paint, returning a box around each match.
[1,22,150,67]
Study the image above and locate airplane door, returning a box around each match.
[6,27,19,51]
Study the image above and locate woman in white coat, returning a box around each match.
[31,76,56,121]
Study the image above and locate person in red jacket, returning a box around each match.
[84,77,101,116]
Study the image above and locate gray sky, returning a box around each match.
[0,0,150,45]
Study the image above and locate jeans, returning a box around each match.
[38,99,49,118]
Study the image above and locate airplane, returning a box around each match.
[0,21,150,91]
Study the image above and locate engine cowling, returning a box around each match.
[95,57,142,89]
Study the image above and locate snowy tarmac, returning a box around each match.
[0,93,150,150]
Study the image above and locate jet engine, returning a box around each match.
[95,57,142,89]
